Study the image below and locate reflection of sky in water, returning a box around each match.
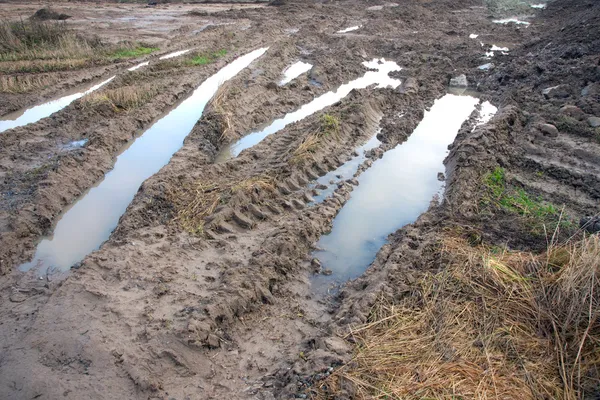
[216,58,401,162]
[159,49,191,60]
[311,133,381,203]
[0,76,115,133]
[20,48,268,273]
[312,94,480,288]
[337,25,361,33]
[279,61,313,85]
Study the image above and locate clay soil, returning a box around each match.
[0,0,599,399]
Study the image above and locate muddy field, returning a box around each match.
[0,0,599,399]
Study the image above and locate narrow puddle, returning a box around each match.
[310,133,381,203]
[128,61,150,71]
[492,18,531,26]
[216,58,401,162]
[311,94,486,291]
[530,3,546,9]
[337,25,361,33]
[279,61,313,86]
[0,76,115,134]
[19,48,268,273]
[159,49,191,60]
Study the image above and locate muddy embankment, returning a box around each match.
[3,0,596,399]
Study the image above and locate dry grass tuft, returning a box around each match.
[317,235,600,399]
[206,81,234,142]
[80,84,158,112]
[291,114,342,165]
[169,174,277,235]
[0,73,59,93]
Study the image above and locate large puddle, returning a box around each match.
[0,76,115,134]
[19,48,268,273]
[216,59,402,162]
[311,94,485,291]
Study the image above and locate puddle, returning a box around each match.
[310,133,381,203]
[0,76,115,134]
[216,58,401,162]
[477,101,498,126]
[159,49,191,60]
[128,61,149,71]
[337,25,361,33]
[478,62,494,70]
[279,61,313,86]
[492,18,531,26]
[311,94,486,291]
[485,45,509,58]
[61,139,88,150]
[19,48,268,273]
[469,33,479,39]
[530,3,546,9]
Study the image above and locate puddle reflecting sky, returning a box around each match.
[279,61,313,85]
[19,48,268,273]
[159,49,191,60]
[216,58,402,162]
[337,25,361,33]
[312,94,482,290]
[0,76,115,134]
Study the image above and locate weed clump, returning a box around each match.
[188,49,227,66]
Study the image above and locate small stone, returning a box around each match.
[542,85,569,99]
[539,123,559,137]
[588,116,600,128]
[560,105,584,120]
[449,74,468,87]
[311,258,322,273]
[478,63,494,71]
[346,178,359,186]
[322,269,333,276]
[437,172,445,181]
[206,334,220,349]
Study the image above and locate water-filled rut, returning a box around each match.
[216,58,402,162]
[20,48,268,273]
[312,94,488,290]
[0,76,115,133]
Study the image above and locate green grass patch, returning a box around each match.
[483,167,561,221]
[321,113,340,137]
[108,46,158,59]
[187,49,227,66]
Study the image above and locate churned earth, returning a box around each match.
[0,0,599,399]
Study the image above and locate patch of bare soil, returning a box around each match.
[0,0,599,399]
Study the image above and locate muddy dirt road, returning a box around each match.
[0,0,599,398]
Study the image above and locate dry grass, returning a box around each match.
[317,234,600,399]
[169,175,277,235]
[291,114,341,165]
[0,19,99,62]
[206,81,234,142]
[0,73,60,93]
[80,84,158,112]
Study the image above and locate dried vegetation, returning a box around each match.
[318,233,600,399]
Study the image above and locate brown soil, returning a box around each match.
[0,0,599,399]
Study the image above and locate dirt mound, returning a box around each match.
[29,8,71,21]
